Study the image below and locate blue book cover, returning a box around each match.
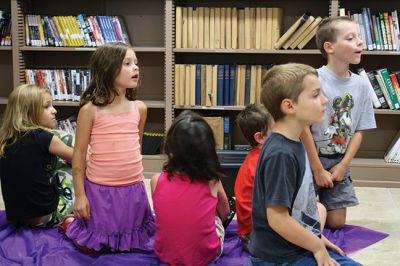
[223,117,231,150]
[217,65,224,106]
[223,64,230,106]
[229,64,236,106]
[244,65,251,105]
[96,16,109,43]
[195,64,201,105]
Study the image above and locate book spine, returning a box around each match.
[379,68,400,109]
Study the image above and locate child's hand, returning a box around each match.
[74,195,91,220]
[329,163,346,182]
[313,246,340,266]
[322,236,345,256]
[314,168,334,188]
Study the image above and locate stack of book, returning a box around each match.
[25,69,91,102]
[274,12,324,50]
[384,131,400,164]
[174,64,269,107]
[0,10,11,46]
[25,14,130,47]
[342,7,400,51]
[175,6,283,49]
[357,67,400,110]
[57,116,77,135]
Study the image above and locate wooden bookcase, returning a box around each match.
[1,0,399,184]
[166,0,400,187]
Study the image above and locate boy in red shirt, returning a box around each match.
[234,104,273,251]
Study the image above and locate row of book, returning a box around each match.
[25,69,91,102]
[175,7,283,50]
[25,14,130,47]
[357,68,400,110]
[274,13,324,50]
[175,64,267,107]
[384,131,400,164]
[0,10,11,46]
[342,8,400,51]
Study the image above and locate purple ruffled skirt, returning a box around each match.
[66,178,155,252]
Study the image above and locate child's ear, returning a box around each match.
[323,41,334,55]
[254,132,265,145]
[281,98,295,115]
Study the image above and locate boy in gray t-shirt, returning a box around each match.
[302,17,376,229]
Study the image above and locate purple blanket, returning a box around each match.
[0,211,388,265]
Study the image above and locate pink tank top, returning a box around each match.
[153,172,220,266]
[86,101,143,186]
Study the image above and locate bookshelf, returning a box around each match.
[168,0,400,188]
[1,0,399,184]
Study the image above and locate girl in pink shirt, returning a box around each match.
[151,111,230,266]
[65,42,154,253]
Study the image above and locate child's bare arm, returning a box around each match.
[150,173,160,194]
[267,206,339,266]
[330,131,363,182]
[48,136,73,162]
[215,181,230,223]
[72,103,94,220]
[136,100,147,147]
[300,127,333,188]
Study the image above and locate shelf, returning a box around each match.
[54,100,165,108]
[0,98,165,109]
[174,105,244,111]
[351,158,400,168]
[374,109,400,115]
[363,50,400,56]
[0,46,12,51]
[173,48,321,54]
[20,46,166,52]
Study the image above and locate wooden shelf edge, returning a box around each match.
[143,154,166,160]
[351,158,400,168]
[173,48,321,54]
[174,105,244,111]
[0,46,12,51]
[374,109,400,115]
[20,46,165,52]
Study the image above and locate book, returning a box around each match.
[375,73,394,109]
[274,12,310,50]
[355,68,382,108]
[384,130,400,163]
[282,15,315,49]
[203,117,224,149]
[223,117,232,150]
[175,7,182,48]
[271,8,283,49]
[366,70,389,109]
[291,16,322,49]
[377,68,400,109]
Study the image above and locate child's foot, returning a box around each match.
[58,215,74,234]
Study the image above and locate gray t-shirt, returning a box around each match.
[311,66,376,156]
[249,132,321,263]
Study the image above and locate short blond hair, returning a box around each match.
[0,84,50,156]
[316,16,354,58]
[261,63,317,121]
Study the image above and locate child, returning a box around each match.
[301,17,376,229]
[66,42,155,253]
[248,63,360,265]
[151,110,230,266]
[234,103,273,251]
[0,84,73,227]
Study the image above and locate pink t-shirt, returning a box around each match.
[153,172,220,266]
[86,101,143,186]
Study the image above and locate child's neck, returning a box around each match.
[272,119,304,142]
[326,60,350,78]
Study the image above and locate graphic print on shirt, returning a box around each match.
[319,93,354,155]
